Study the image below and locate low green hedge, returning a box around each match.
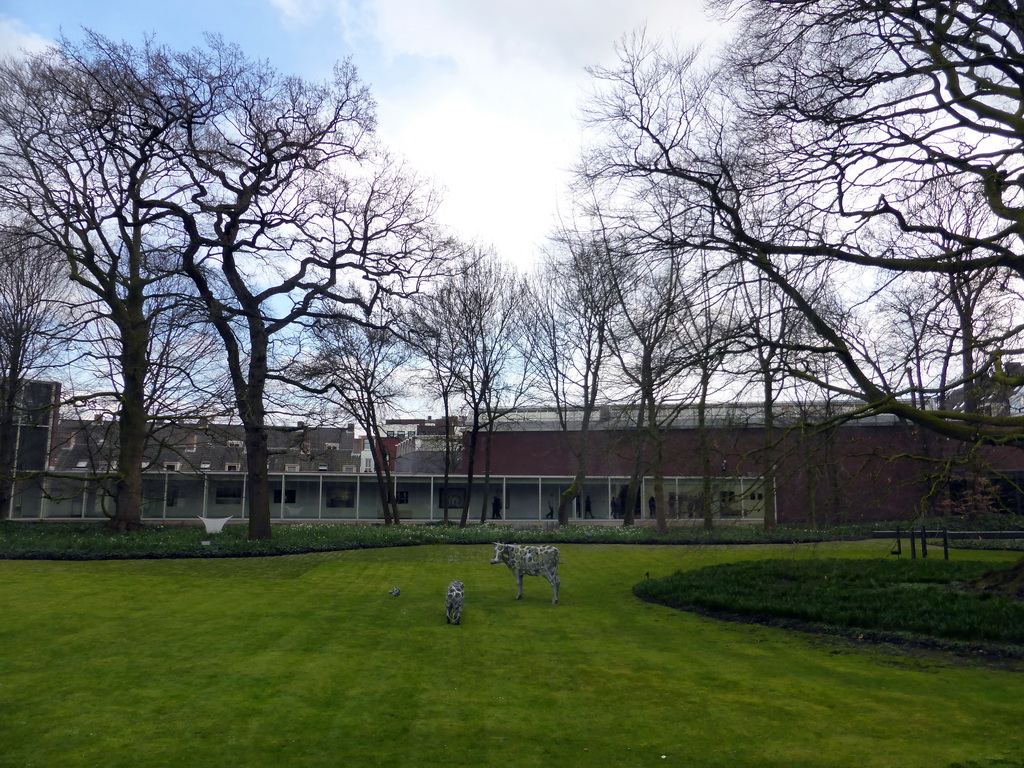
[634,557,1024,648]
[2,515,1022,560]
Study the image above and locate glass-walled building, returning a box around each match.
[16,469,767,522]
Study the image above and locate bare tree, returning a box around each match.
[85,37,444,540]
[676,253,740,530]
[603,238,696,533]
[421,250,529,527]
[524,227,618,526]
[578,6,1024,590]
[403,264,475,524]
[0,37,200,530]
[300,305,410,524]
[0,221,69,518]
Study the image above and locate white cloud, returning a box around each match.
[368,0,716,73]
[0,15,52,57]
[387,88,574,259]
[266,0,332,26]
[268,0,722,267]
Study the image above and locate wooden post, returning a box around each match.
[893,526,902,557]
[921,524,928,559]
[943,528,949,560]
[910,526,917,559]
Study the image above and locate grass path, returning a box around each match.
[1,541,1022,767]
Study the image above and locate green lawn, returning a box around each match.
[2,541,1022,767]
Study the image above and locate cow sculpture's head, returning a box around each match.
[490,542,512,565]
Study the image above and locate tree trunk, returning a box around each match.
[622,427,646,528]
[762,370,777,534]
[234,317,273,541]
[371,463,393,524]
[460,411,481,528]
[478,427,495,524]
[558,394,598,526]
[697,372,714,531]
[371,434,395,525]
[106,316,149,532]
[244,424,272,540]
[110,392,147,531]
[441,398,452,524]
[646,395,668,535]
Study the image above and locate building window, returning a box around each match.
[284,464,300,473]
[325,486,354,508]
[164,462,180,472]
[225,463,240,472]
[215,486,242,505]
[273,488,297,504]
[227,440,243,448]
[325,442,340,451]
[343,466,355,474]
[318,464,329,472]
[75,460,88,469]
[166,489,178,508]
[200,461,211,470]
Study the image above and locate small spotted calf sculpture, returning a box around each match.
[446,580,464,625]
[490,543,560,604]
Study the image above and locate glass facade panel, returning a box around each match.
[279,475,320,519]
[356,476,383,519]
[503,478,539,520]
[393,478,434,521]
[40,476,86,518]
[169,473,205,517]
[142,475,166,519]
[8,476,45,519]
[322,480,357,519]
[208,475,245,517]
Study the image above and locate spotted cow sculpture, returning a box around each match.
[490,543,560,604]
[445,579,464,625]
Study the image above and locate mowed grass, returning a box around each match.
[1,541,1023,768]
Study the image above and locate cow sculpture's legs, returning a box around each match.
[549,575,559,604]
[515,573,524,599]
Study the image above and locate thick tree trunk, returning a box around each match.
[697,373,714,531]
[371,434,395,524]
[441,399,452,524]
[460,412,481,528]
[646,396,668,535]
[762,371,777,534]
[236,320,273,541]
[622,429,646,528]
[245,424,272,540]
[478,426,498,524]
[371,465,393,524]
[558,480,580,527]
[109,395,147,531]
[107,318,149,532]
[558,399,598,526]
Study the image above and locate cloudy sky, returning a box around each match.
[1,0,726,269]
